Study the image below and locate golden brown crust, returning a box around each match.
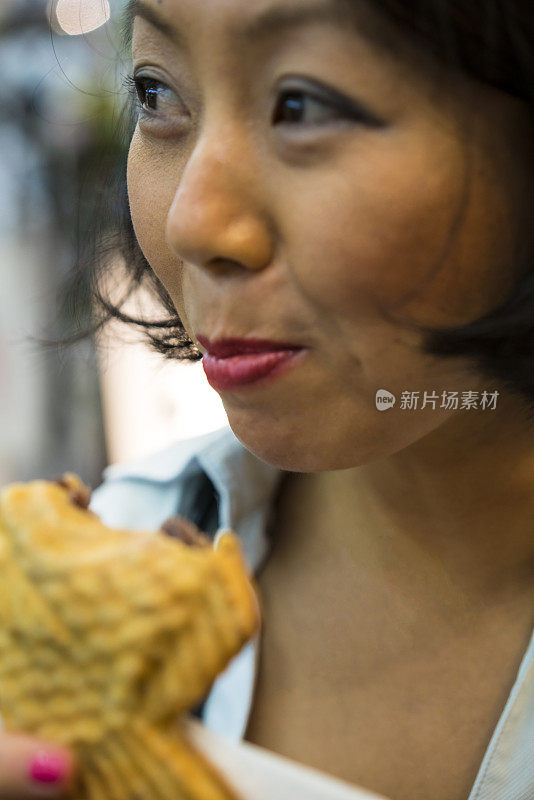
[0,474,259,799]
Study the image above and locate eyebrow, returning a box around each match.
[121,0,367,51]
[122,0,185,49]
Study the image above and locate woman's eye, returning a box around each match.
[271,85,386,129]
[125,74,189,122]
[272,90,345,125]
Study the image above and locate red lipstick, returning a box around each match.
[197,335,306,391]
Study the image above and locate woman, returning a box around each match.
[1,1,532,798]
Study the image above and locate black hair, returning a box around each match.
[67,0,534,409]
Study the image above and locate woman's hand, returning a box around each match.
[0,731,77,798]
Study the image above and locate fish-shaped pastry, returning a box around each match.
[0,473,260,800]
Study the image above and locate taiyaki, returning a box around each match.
[0,473,260,800]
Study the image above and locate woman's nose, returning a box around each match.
[165,134,274,273]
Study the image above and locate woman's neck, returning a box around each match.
[273,391,534,615]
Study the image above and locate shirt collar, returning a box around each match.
[102,426,284,572]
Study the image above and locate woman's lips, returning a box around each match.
[201,348,305,391]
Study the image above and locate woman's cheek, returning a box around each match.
[275,122,472,327]
[127,134,162,266]
[283,171,465,329]
[127,134,184,299]
[284,205,448,327]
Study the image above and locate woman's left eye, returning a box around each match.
[273,90,345,125]
[271,84,385,129]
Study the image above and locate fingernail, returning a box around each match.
[28,749,68,784]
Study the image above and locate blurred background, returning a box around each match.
[0,0,227,488]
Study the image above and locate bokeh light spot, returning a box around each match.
[55,0,111,36]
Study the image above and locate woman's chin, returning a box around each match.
[224,401,458,472]
[225,414,383,473]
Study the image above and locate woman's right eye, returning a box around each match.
[124,73,190,123]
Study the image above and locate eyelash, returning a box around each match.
[122,72,383,129]
[273,88,379,127]
[123,73,185,121]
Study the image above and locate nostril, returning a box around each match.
[205,256,246,275]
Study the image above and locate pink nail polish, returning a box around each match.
[29,750,68,784]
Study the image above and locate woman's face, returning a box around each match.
[127,0,534,471]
